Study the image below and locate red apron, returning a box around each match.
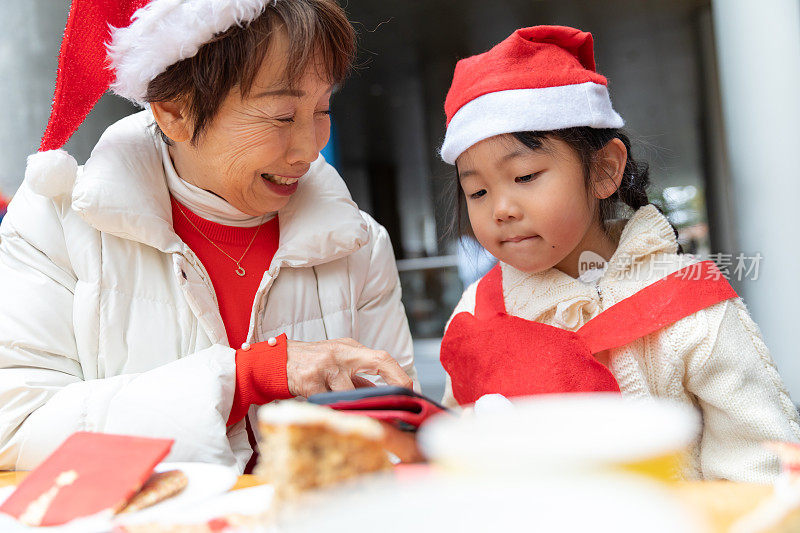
[440,260,738,406]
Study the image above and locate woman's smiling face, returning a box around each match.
[457,134,598,274]
[155,29,333,216]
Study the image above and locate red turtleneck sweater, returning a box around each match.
[170,197,292,429]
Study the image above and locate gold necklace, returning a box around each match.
[177,204,263,277]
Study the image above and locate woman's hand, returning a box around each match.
[286,338,413,398]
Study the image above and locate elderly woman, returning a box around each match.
[0,0,416,473]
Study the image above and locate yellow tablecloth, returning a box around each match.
[0,471,264,492]
[673,481,773,532]
[0,471,27,489]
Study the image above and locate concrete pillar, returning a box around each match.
[0,2,134,195]
[712,0,800,397]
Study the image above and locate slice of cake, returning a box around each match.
[255,401,391,498]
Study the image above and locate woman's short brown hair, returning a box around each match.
[146,0,355,144]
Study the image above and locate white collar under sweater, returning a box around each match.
[501,204,694,330]
[159,139,275,228]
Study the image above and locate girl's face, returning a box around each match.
[457,134,604,275]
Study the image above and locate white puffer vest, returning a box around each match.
[0,111,417,472]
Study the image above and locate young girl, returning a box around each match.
[438,25,800,482]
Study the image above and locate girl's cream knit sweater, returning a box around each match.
[442,204,800,482]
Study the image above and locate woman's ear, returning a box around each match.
[150,100,192,144]
[591,138,628,200]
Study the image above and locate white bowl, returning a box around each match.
[419,393,700,476]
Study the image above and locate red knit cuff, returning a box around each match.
[227,334,293,426]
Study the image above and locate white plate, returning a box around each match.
[116,484,275,529]
[113,461,238,526]
[0,461,239,531]
[278,473,707,533]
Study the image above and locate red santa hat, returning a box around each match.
[440,25,624,165]
[26,0,275,196]
[39,0,276,153]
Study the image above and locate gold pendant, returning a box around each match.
[235,265,246,277]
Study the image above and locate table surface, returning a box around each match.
[0,471,783,533]
[0,471,265,491]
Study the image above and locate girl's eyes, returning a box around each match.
[515,172,540,183]
[468,173,539,199]
[469,189,487,200]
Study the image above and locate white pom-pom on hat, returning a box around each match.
[25,149,78,198]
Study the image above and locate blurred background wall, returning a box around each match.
[0,2,136,197]
[1,0,798,401]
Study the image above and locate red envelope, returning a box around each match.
[0,432,173,526]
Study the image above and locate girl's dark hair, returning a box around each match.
[449,127,651,238]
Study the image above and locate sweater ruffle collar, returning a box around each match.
[500,205,680,329]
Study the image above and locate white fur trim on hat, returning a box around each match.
[440,81,624,165]
[25,150,78,198]
[108,0,275,106]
